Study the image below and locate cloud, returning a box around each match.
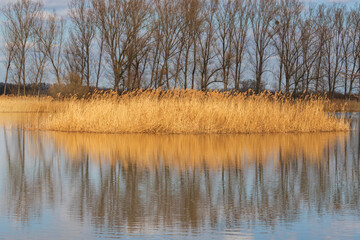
[0,0,70,16]
[0,0,71,9]
[327,0,352,2]
[301,0,353,2]
[43,0,71,9]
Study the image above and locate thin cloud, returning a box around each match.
[0,0,71,8]
[303,0,354,2]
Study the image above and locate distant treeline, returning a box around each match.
[1,0,360,98]
[0,80,260,97]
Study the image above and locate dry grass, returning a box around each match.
[0,90,350,134]
[0,96,63,113]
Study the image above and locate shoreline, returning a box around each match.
[0,90,350,134]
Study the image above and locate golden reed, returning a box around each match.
[0,96,61,113]
[0,89,350,133]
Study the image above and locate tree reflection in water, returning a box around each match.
[1,120,359,236]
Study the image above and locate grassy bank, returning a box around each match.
[0,90,350,133]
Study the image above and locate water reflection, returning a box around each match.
[50,132,346,169]
[0,118,359,239]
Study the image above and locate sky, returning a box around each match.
[0,0,70,15]
[0,0,70,8]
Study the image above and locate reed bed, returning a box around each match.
[40,89,348,134]
[0,96,64,113]
[0,90,350,133]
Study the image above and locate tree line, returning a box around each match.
[1,0,360,98]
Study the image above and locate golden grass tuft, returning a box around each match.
[0,90,350,134]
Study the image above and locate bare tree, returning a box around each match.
[216,0,235,91]
[340,8,352,97]
[149,21,162,88]
[94,31,105,88]
[124,0,152,90]
[1,24,18,95]
[312,5,328,92]
[92,0,136,92]
[272,0,303,94]
[298,8,320,93]
[31,21,47,96]
[152,0,183,89]
[67,0,96,87]
[198,0,221,91]
[322,6,345,98]
[38,12,65,85]
[178,0,202,89]
[249,0,278,94]
[2,0,43,95]
[232,0,250,91]
[2,0,360,96]
[340,7,360,97]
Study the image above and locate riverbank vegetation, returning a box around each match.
[330,99,360,113]
[0,90,349,134]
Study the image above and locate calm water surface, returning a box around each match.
[0,114,359,239]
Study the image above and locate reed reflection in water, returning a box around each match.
[0,119,359,239]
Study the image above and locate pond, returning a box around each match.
[0,114,359,239]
